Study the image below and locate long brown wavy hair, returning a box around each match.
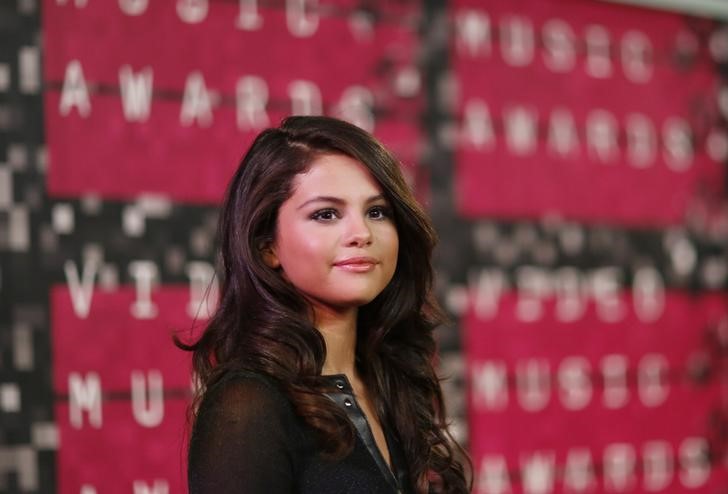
[178,115,469,493]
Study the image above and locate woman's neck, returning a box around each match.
[315,305,358,380]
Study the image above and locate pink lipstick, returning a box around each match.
[334,257,378,272]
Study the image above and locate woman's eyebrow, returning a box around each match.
[297,194,386,210]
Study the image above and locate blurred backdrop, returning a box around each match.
[2,0,728,492]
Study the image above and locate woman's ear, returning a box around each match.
[260,242,280,269]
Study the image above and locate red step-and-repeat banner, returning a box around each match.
[21,0,726,492]
[43,1,423,492]
[450,0,728,493]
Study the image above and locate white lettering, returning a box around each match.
[186,261,218,319]
[456,10,491,57]
[500,16,535,67]
[520,451,555,494]
[119,65,153,122]
[473,439,711,493]
[516,359,550,411]
[128,261,159,319]
[547,108,579,157]
[601,354,629,409]
[469,268,506,320]
[119,0,148,15]
[563,448,595,492]
[336,86,374,133]
[69,372,102,428]
[471,353,672,411]
[180,71,215,127]
[462,99,694,174]
[585,25,612,78]
[590,267,624,323]
[626,113,656,168]
[603,443,636,492]
[64,259,98,319]
[504,105,538,155]
[553,267,586,322]
[133,480,169,494]
[286,0,318,37]
[236,0,263,30]
[131,370,165,428]
[643,441,673,491]
[663,118,693,171]
[236,75,270,130]
[638,354,669,407]
[471,360,508,411]
[621,31,653,83]
[558,357,592,410]
[59,60,91,117]
[463,99,495,150]
[288,79,322,116]
[516,266,549,322]
[632,266,664,322]
[586,110,619,163]
[177,0,208,24]
[542,20,575,72]
[453,12,656,84]
[679,437,709,488]
[478,455,512,494]
[56,0,87,7]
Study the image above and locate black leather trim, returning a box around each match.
[383,424,410,493]
[320,375,402,493]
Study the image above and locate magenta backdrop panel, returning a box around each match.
[51,286,197,494]
[451,0,723,226]
[465,291,728,493]
[42,0,422,204]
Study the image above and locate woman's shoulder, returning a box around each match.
[189,370,308,492]
[197,369,293,422]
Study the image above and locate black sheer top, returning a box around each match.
[188,371,413,493]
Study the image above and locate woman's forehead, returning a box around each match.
[288,153,384,199]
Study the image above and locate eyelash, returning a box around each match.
[310,206,391,222]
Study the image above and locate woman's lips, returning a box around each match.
[334,257,378,272]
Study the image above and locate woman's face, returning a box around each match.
[265,153,399,315]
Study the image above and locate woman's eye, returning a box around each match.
[311,209,338,221]
[368,206,390,219]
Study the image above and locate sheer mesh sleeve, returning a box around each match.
[188,373,300,493]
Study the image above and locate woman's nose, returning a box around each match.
[344,215,373,247]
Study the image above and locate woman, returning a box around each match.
[181,116,469,493]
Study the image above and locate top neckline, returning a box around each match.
[319,373,404,492]
[319,373,354,391]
